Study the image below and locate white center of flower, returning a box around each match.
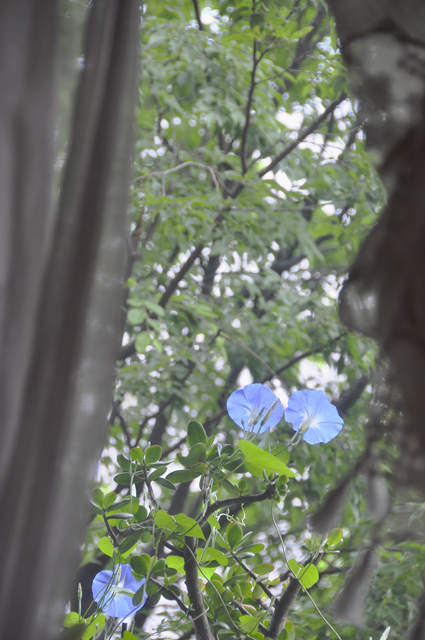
[300,413,317,433]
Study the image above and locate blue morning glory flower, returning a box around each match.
[284,389,343,444]
[227,383,283,434]
[92,564,146,618]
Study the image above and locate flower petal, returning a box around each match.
[227,388,252,430]
[285,390,343,444]
[92,565,146,618]
[227,383,283,433]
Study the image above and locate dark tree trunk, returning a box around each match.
[0,1,140,638]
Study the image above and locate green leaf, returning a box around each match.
[186,443,207,464]
[91,488,104,509]
[275,449,290,464]
[327,528,343,548]
[122,632,140,640]
[105,498,131,513]
[226,523,243,549]
[174,513,205,539]
[166,469,202,484]
[142,300,166,317]
[145,445,162,464]
[114,473,133,485]
[239,614,259,633]
[104,492,117,509]
[119,532,140,555]
[238,440,296,479]
[284,620,295,640]
[127,309,147,325]
[63,612,82,628]
[130,447,144,464]
[208,514,221,529]
[148,466,166,480]
[288,559,319,589]
[134,505,148,522]
[135,331,151,354]
[240,543,264,554]
[153,477,176,490]
[187,420,207,447]
[220,478,239,497]
[133,583,146,607]
[81,615,106,640]
[166,555,185,573]
[131,555,150,577]
[151,558,166,576]
[203,547,228,566]
[254,562,274,576]
[155,510,176,531]
[98,536,114,557]
[117,454,131,471]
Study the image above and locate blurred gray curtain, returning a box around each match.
[0,1,140,638]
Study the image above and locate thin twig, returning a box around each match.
[221,332,285,385]
[112,400,132,449]
[240,40,259,174]
[239,93,346,191]
[177,627,195,640]
[234,600,269,635]
[230,550,274,599]
[132,161,221,198]
[258,94,347,177]
[176,630,195,640]
[103,516,120,548]
[135,362,196,446]
[184,538,215,640]
[192,0,203,30]
[199,484,276,528]
[149,577,189,614]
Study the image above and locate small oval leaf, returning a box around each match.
[187,421,207,447]
[145,445,162,465]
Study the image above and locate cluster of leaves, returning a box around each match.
[66,1,425,639]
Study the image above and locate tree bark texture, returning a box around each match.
[0,1,140,638]
[329,0,425,487]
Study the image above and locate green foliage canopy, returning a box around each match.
[65,2,425,640]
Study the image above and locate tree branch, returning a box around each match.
[176,630,195,640]
[267,577,301,639]
[258,95,346,178]
[232,93,346,199]
[286,6,327,87]
[184,538,215,640]
[159,241,205,308]
[118,211,226,359]
[270,233,333,275]
[132,161,220,198]
[220,332,285,384]
[230,550,274,599]
[199,484,276,528]
[192,0,204,31]
[268,552,324,640]
[234,600,269,635]
[240,40,259,174]
[112,400,132,449]
[149,577,189,614]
